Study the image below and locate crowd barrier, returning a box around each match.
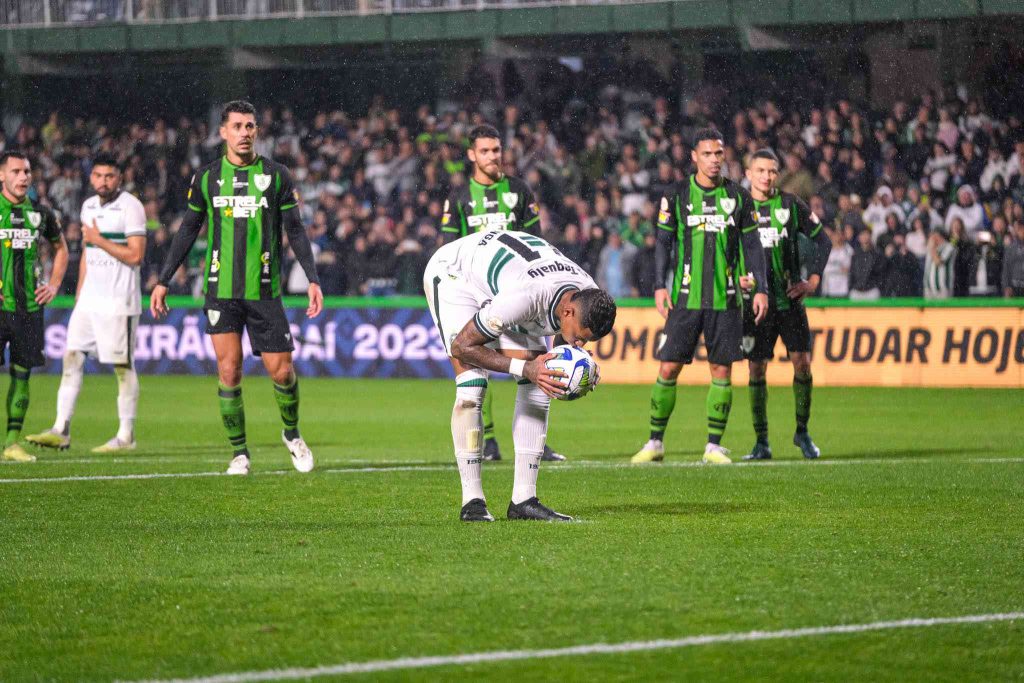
[41,297,1024,387]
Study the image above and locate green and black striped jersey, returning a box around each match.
[750,192,823,311]
[187,155,298,301]
[0,193,62,313]
[657,175,761,311]
[440,175,540,242]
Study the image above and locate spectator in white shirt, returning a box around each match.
[863,186,906,244]
[821,229,854,297]
[944,185,985,238]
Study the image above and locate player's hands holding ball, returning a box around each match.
[524,352,567,399]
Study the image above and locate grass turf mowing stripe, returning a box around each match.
[2,457,1022,484]
[126,611,1024,682]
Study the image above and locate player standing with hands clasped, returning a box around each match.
[150,100,323,475]
[631,129,768,465]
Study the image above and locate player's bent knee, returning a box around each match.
[63,350,85,373]
[659,363,683,381]
[791,353,812,376]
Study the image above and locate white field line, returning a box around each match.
[127,611,1024,683]
[1,456,1022,485]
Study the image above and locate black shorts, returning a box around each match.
[204,298,294,356]
[656,307,743,366]
[0,310,46,369]
[742,304,811,361]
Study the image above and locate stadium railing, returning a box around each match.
[1,0,669,27]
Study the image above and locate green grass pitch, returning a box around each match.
[1,375,1022,681]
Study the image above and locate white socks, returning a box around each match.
[452,370,487,505]
[54,351,85,435]
[115,365,139,443]
[511,380,550,504]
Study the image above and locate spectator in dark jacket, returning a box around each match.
[882,233,922,296]
[631,231,658,297]
[849,229,886,299]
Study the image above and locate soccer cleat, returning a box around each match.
[702,443,732,465]
[91,437,136,454]
[541,444,567,462]
[24,429,70,451]
[460,498,495,522]
[507,497,573,522]
[2,443,36,463]
[282,431,315,473]
[631,439,665,463]
[226,454,250,475]
[742,441,773,461]
[483,438,502,462]
[794,432,821,460]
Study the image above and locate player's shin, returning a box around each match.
[114,364,139,443]
[6,365,31,446]
[452,370,487,505]
[273,373,300,440]
[749,378,769,444]
[650,376,677,441]
[794,373,812,434]
[706,378,733,445]
[511,379,549,504]
[218,382,248,456]
[54,350,85,435]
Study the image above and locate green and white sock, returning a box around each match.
[649,376,677,441]
[6,365,31,446]
[706,378,733,445]
[218,382,248,456]
[274,375,300,441]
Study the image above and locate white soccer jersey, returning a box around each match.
[78,191,146,315]
[451,230,597,340]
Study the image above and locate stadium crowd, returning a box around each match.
[4,81,1024,300]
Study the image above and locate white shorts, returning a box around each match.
[424,242,547,357]
[66,308,138,366]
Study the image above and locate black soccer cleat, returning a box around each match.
[742,441,773,461]
[460,498,495,522]
[507,497,573,522]
[483,439,502,462]
[541,444,567,462]
[794,432,821,460]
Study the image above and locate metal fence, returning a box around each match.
[1,0,665,26]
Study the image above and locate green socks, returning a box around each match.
[749,378,769,444]
[218,382,248,456]
[6,364,30,446]
[273,375,300,440]
[706,378,733,445]
[649,376,677,441]
[481,386,495,443]
[794,373,813,434]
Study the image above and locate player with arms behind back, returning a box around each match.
[0,151,68,462]
[740,149,831,460]
[424,229,616,522]
[441,125,565,463]
[28,155,147,453]
[631,128,768,465]
[151,100,323,475]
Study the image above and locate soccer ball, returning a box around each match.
[545,345,600,401]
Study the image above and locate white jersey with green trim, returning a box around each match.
[449,229,596,340]
[78,191,146,315]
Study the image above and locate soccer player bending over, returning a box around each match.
[739,149,831,460]
[631,128,768,465]
[424,230,616,522]
[28,155,147,453]
[151,100,323,475]
[0,151,68,462]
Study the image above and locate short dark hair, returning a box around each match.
[573,289,617,340]
[693,127,724,147]
[0,150,29,168]
[221,100,257,124]
[750,148,780,165]
[91,154,121,172]
[468,124,501,147]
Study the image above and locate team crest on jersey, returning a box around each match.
[26,211,41,228]
[718,197,736,215]
[774,208,791,225]
[207,310,221,326]
[254,174,272,192]
[502,193,518,208]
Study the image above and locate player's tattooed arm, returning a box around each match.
[450,322,566,398]
[157,209,205,287]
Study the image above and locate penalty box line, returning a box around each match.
[128,611,1024,683]
[1,457,1023,485]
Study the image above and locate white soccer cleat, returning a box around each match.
[90,437,136,454]
[702,443,732,465]
[631,439,665,463]
[226,454,250,475]
[282,432,314,473]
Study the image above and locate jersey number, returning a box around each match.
[497,233,539,262]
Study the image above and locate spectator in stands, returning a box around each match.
[849,228,886,300]
[863,186,906,244]
[882,233,922,297]
[1003,219,1024,297]
[596,231,636,299]
[631,231,658,297]
[780,152,814,201]
[821,228,853,298]
[947,218,976,297]
[944,184,986,238]
[924,142,956,195]
[924,227,955,300]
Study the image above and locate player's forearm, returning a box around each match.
[654,229,674,286]
[96,238,144,267]
[450,341,516,376]
[157,211,203,286]
[49,238,69,289]
[282,208,320,286]
[808,229,833,279]
[740,229,769,295]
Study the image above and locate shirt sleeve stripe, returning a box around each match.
[522,216,540,228]
[188,204,204,212]
[473,312,500,340]
[441,227,461,234]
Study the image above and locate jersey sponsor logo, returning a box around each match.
[212,195,269,218]
[261,251,271,282]
[207,310,221,326]
[232,179,249,189]
[758,226,789,248]
[468,212,515,228]
[216,179,225,187]
[254,174,272,192]
[0,228,35,250]
[501,192,518,207]
[468,200,476,209]
[26,211,41,228]
[526,262,579,278]
[210,250,221,274]
[718,197,736,215]
[686,214,735,232]
[774,208,791,225]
